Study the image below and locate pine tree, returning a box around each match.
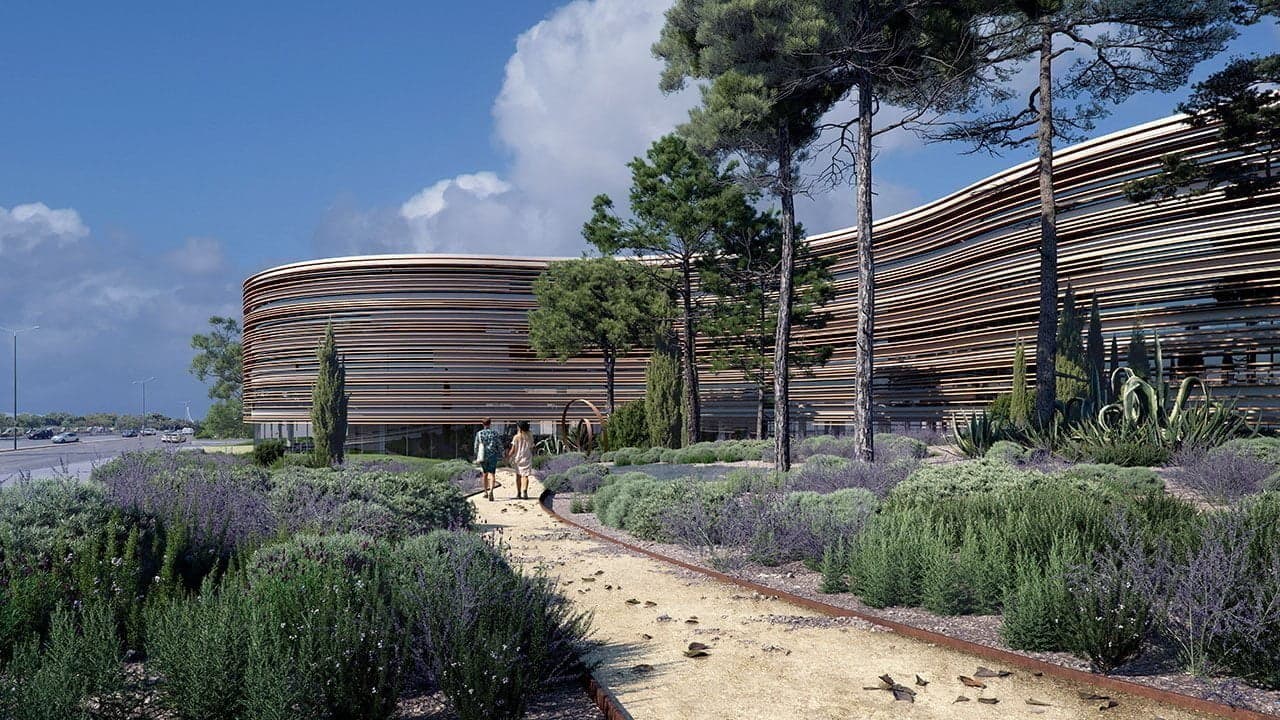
[1010,341,1031,429]
[935,0,1235,426]
[645,330,683,449]
[310,322,348,467]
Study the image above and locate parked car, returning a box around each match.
[140,428,157,436]
[180,427,195,435]
[121,428,139,438]
[160,432,186,444]
[26,428,55,440]
[51,432,79,444]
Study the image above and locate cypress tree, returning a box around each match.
[645,330,683,449]
[1056,284,1085,368]
[1127,325,1151,380]
[1010,341,1030,429]
[1086,293,1106,402]
[311,322,348,466]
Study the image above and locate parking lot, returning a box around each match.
[0,435,243,484]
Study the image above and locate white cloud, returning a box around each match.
[0,202,89,253]
[312,0,943,258]
[0,202,239,416]
[316,0,699,258]
[166,237,228,275]
[400,172,511,221]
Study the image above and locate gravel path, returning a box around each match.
[474,472,1211,720]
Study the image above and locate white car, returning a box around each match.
[160,432,186,444]
[180,427,195,435]
[140,428,157,436]
[51,432,79,444]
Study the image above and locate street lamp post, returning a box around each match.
[0,325,39,452]
[132,377,156,437]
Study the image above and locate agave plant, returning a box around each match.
[951,411,1006,458]
[1092,332,1252,450]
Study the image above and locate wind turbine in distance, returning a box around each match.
[183,401,193,424]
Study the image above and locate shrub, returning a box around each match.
[786,455,916,497]
[1055,464,1163,496]
[889,460,1056,504]
[608,447,640,467]
[269,466,473,536]
[252,439,286,467]
[819,542,849,594]
[875,433,928,460]
[1001,544,1079,651]
[97,451,275,559]
[659,448,680,464]
[544,462,609,494]
[0,601,123,720]
[1213,437,1280,466]
[984,440,1030,464]
[775,489,877,564]
[146,580,254,720]
[539,452,587,480]
[673,443,719,465]
[849,508,932,608]
[606,401,648,449]
[1171,444,1275,503]
[250,545,405,719]
[987,393,1014,426]
[0,479,109,564]
[1070,438,1172,466]
[634,446,665,464]
[569,497,593,514]
[593,473,664,531]
[796,435,855,460]
[409,532,589,720]
[1067,533,1156,672]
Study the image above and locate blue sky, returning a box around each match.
[1,1,1276,418]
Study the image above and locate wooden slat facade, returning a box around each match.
[242,114,1279,435]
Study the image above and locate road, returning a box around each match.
[0,435,244,484]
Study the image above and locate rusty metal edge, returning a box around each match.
[580,671,632,720]
[538,491,1279,720]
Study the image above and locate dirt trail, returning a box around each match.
[474,471,1206,720]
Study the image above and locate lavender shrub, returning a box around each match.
[785,454,917,497]
[1171,446,1275,503]
[95,452,276,558]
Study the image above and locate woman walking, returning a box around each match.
[506,420,535,499]
[473,417,503,501]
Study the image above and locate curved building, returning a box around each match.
[243,114,1279,449]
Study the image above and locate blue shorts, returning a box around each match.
[480,458,498,474]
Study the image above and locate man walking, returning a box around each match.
[474,417,503,501]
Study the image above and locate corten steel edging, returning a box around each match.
[581,673,631,720]
[537,491,1279,720]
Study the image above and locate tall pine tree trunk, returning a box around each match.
[773,124,796,472]
[1033,22,1059,428]
[756,384,766,441]
[853,79,876,462]
[604,351,617,414]
[680,266,701,445]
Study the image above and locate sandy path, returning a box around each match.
[475,471,1206,720]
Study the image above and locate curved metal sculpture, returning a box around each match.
[559,398,605,453]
